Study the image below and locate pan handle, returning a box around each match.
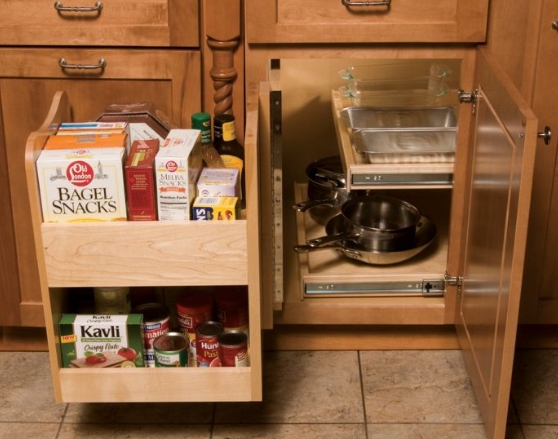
[294,243,345,253]
[307,231,359,248]
[293,198,336,212]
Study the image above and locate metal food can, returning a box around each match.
[153,332,189,367]
[196,321,223,367]
[215,287,248,334]
[176,290,214,367]
[134,302,171,368]
[219,331,248,367]
[93,286,131,314]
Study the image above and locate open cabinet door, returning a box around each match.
[455,48,537,439]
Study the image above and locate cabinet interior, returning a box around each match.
[268,58,464,323]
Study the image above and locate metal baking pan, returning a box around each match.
[352,130,456,164]
[340,106,457,131]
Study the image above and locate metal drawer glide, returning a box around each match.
[305,279,445,297]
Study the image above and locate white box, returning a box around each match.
[36,147,127,222]
[196,168,239,198]
[155,129,203,221]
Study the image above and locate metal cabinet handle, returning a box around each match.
[59,58,107,71]
[54,1,103,13]
[342,0,391,6]
[538,126,552,145]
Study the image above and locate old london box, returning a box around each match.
[59,314,145,368]
[36,146,127,222]
[155,129,203,221]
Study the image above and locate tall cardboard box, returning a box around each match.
[125,139,159,221]
[155,129,203,220]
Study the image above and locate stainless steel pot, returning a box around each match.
[293,156,350,225]
[308,194,421,252]
[294,213,437,265]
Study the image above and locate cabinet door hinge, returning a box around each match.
[444,272,463,296]
[457,89,479,114]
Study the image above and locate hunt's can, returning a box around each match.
[153,332,189,367]
[176,290,214,367]
[219,331,248,367]
[196,321,223,367]
[134,302,171,368]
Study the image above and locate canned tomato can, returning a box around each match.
[215,287,248,333]
[176,290,214,367]
[134,302,171,368]
[93,286,131,314]
[153,332,189,367]
[196,321,223,367]
[219,331,248,367]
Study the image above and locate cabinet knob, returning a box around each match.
[552,21,558,31]
[538,126,552,145]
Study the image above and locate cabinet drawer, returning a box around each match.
[0,0,198,47]
[246,0,488,43]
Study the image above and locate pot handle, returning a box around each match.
[307,231,359,248]
[294,243,345,253]
[293,198,336,212]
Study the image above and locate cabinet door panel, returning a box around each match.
[0,0,198,47]
[456,48,537,439]
[0,48,201,326]
[246,0,489,43]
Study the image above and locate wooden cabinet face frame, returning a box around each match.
[246,0,489,44]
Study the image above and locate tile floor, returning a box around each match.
[0,348,554,439]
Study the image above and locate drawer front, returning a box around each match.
[246,0,488,43]
[0,0,198,47]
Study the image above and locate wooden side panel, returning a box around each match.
[456,48,537,439]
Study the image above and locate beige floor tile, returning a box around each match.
[0,422,60,439]
[512,349,558,424]
[212,423,367,439]
[215,351,363,423]
[64,402,214,424]
[0,352,66,423]
[57,423,211,438]
[360,350,482,424]
[367,423,488,439]
[522,425,558,439]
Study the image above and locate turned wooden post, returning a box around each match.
[207,35,240,117]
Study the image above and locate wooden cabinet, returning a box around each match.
[0,48,201,327]
[246,0,489,43]
[25,90,262,402]
[244,0,537,436]
[0,0,245,329]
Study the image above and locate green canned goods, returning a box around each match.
[153,332,189,367]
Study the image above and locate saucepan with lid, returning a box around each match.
[293,155,352,225]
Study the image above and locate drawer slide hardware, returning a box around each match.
[305,279,445,297]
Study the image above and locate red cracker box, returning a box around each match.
[125,139,160,221]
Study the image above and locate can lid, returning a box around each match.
[133,302,170,322]
[219,331,247,347]
[196,321,224,337]
[153,332,189,351]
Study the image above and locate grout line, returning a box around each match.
[54,404,69,438]
[357,351,370,439]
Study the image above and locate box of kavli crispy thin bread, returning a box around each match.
[155,129,203,220]
[36,147,127,222]
[59,314,145,368]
